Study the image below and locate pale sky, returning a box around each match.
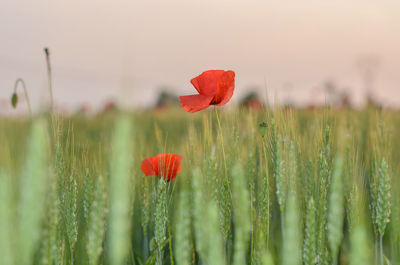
[1,0,399,113]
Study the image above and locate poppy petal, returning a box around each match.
[154,153,183,181]
[164,154,182,181]
[215,70,235,106]
[190,70,225,96]
[141,157,155,176]
[179,94,214,113]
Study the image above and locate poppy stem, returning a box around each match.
[261,136,270,250]
[44,47,54,112]
[12,78,32,116]
[214,106,228,184]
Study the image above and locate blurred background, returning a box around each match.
[0,0,399,114]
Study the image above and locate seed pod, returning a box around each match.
[259,122,267,137]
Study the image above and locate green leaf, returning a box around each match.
[144,255,156,265]
[145,236,170,265]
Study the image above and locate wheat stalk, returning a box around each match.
[0,169,14,265]
[17,119,49,265]
[232,163,251,265]
[327,156,344,264]
[303,196,316,265]
[108,116,133,265]
[175,187,192,265]
[86,174,108,265]
[282,190,301,265]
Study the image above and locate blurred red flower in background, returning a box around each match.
[141,153,183,182]
[180,70,235,113]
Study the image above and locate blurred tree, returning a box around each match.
[239,91,263,110]
[155,89,179,110]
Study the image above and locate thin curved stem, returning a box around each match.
[375,236,378,265]
[380,235,384,265]
[70,247,74,265]
[13,78,32,116]
[44,47,54,111]
[280,213,285,241]
[214,106,228,184]
[214,106,232,258]
[261,137,270,249]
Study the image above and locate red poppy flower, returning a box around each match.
[141,153,183,182]
[180,70,235,113]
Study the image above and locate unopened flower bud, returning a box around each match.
[259,122,267,137]
[11,92,18,108]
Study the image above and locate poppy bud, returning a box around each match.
[259,122,267,137]
[44,47,49,56]
[11,92,18,108]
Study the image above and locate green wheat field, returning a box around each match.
[0,107,399,265]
